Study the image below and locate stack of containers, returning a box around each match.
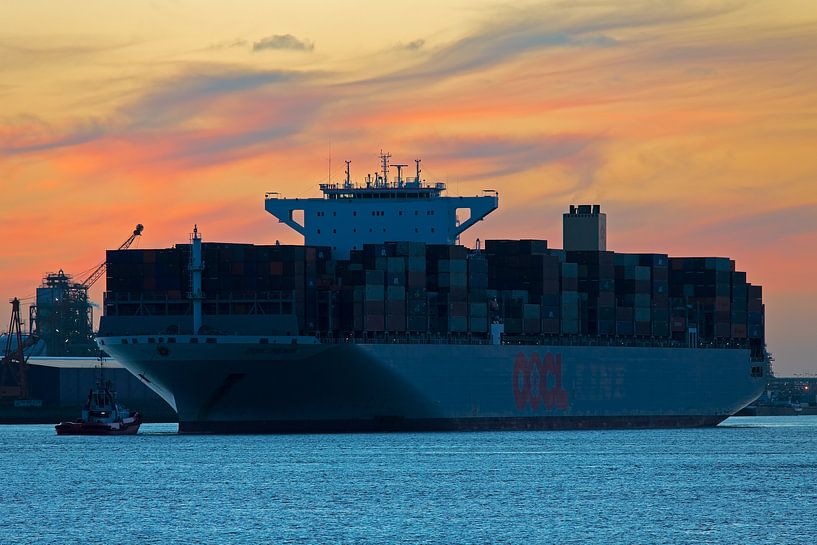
[566,251,615,335]
[747,284,764,341]
[539,255,561,334]
[106,239,764,346]
[467,254,489,333]
[613,254,638,336]
[485,240,559,335]
[560,263,579,334]
[385,255,407,332]
[405,243,428,332]
[106,243,321,323]
[304,247,318,331]
[336,260,365,332]
[730,272,748,339]
[632,265,651,335]
[712,257,734,339]
[499,290,527,335]
[643,254,670,338]
[668,256,743,342]
[523,302,541,335]
[670,258,711,338]
[669,258,693,342]
[431,245,469,333]
[364,268,385,331]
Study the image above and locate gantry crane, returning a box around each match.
[1,298,29,399]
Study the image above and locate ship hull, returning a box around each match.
[98,336,767,434]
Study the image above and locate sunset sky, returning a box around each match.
[1,1,815,374]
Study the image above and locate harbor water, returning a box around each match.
[2,417,815,544]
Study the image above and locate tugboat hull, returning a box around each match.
[55,414,142,435]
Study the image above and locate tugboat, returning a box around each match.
[55,377,141,435]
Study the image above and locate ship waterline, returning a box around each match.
[98,336,766,433]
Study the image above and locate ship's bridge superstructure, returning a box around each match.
[265,153,499,258]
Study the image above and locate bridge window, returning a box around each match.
[317,229,321,234]
[333,229,336,234]
[353,211,357,216]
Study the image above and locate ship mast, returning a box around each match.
[379,150,391,188]
[190,225,204,335]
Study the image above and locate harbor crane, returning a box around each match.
[27,224,144,356]
[77,224,144,289]
[1,298,29,399]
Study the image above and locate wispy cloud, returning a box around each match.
[206,39,249,50]
[0,117,107,155]
[403,133,603,181]
[252,34,314,52]
[122,67,310,129]
[690,203,817,246]
[354,1,746,87]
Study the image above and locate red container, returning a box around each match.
[635,321,651,336]
[366,315,385,331]
[714,322,731,338]
[387,300,405,316]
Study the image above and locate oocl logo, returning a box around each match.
[512,352,569,411]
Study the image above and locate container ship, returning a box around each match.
[96,154,769,433]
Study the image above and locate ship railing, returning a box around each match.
[313,332,755,349]
[501,334,753,350]
[316,333,492,346]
